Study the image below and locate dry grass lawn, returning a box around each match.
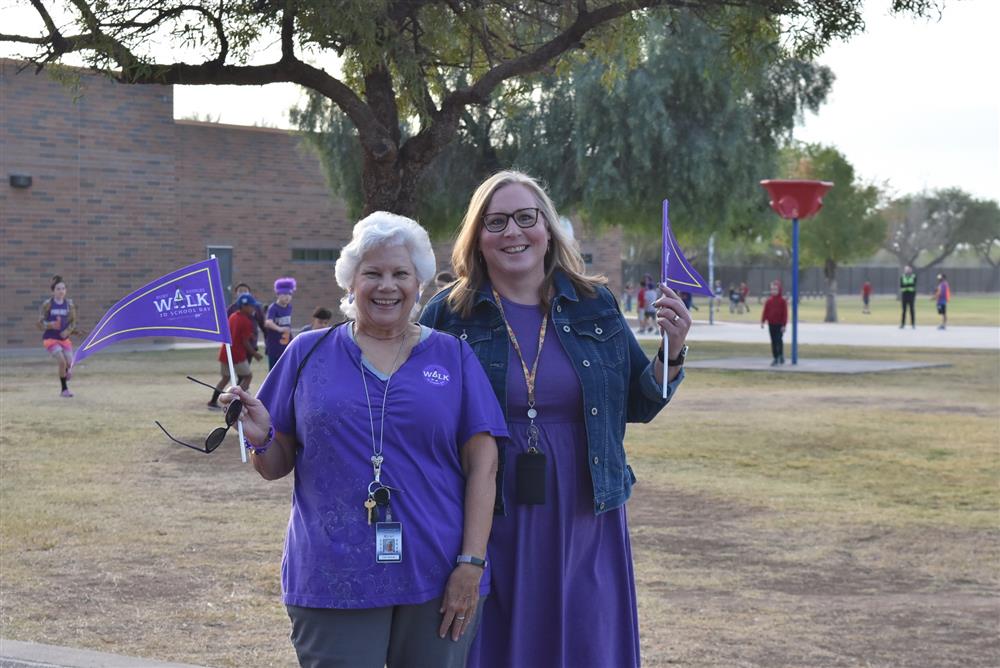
[1,341,998,667]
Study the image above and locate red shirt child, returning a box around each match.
[761,283,788,327]
[220,309,255,364]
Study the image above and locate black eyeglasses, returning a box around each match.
[154,376,243,454]
[482,208,541,233]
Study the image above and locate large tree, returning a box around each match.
[296,10,833,239]
[781,142,884,322]
[3,0,939,216]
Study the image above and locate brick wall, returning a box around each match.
[1,60,623,349]
[1,60,350,348]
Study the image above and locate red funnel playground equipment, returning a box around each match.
[759,179,834,365]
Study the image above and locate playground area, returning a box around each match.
[1,339,997,667]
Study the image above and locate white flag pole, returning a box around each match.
[210,253,247,464]
[224,342,248,464]
[661,201,670,401]
[661,329,669,400]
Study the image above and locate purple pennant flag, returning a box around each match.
[662,200,713,297]
[73,258,231,367]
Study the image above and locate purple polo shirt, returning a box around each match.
[256,324,508,609]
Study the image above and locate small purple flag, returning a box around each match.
[662,200,712,297]
[73,258,231,367]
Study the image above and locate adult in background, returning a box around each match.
[421,171,689,668]
[900,265,917,329]
[861,279,872,314]
[227,282,266,363]
[208,293,262,408]
[265,277,296,369]
[761,280,788,366]
[934,273,951,330]
[221,212,507,667]
[38,275,78,397]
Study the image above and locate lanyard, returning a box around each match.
[355,322,409,484]
[492,289,547,450]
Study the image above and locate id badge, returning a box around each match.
[515,450,547,505]
[375,522,403,563]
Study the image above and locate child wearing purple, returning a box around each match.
[38,275,78,397]
[221,212,506,667]
[264,277,296,369]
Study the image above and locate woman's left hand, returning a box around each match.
[654,283,692,359]
[438,564,482,641]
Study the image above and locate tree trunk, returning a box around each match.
[824,257,838,323]
[361,152,405,215]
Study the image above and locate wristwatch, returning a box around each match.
[456,554,487,568]
[658,344,688,367]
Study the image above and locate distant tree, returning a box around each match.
[2,0,939,218]
[883,189,1000,270]
[967,200,1000,268]
[781,143,884,322]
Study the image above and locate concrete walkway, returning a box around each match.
[0,639,206,668]
[636,320,999,350]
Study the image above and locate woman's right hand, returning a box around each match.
[219,385,272,446]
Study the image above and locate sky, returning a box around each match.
[3,1,998,202]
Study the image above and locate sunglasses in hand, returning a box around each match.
[155,376,243,454]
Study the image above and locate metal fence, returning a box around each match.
[622,263,1000,298]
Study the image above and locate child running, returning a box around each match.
[38,275,78,397]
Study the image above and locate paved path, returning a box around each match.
[636,320,999,350]
[0,639,205,668]
[1,322,996,361]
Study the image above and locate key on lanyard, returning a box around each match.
[373,486,392,522]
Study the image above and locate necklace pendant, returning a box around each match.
[526,408,538,419]
[371,454,384,466]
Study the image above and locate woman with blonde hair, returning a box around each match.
[421,171,692,667]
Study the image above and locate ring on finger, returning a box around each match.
[456,615,466,620]
[672,314,680,322]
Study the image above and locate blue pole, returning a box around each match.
[791,217,799,365]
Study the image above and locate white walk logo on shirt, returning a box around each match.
[153,288,212,317]
[422,365,451,386]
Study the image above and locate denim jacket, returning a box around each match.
[419,270,684,515]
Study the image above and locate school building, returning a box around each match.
[0,60,622,350]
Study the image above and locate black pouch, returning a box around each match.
[515,450,546,505]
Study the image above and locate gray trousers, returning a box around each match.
[287,596,485,668]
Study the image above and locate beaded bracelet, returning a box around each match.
[244,424,275,455]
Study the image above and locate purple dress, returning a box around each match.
[470,297,640,668]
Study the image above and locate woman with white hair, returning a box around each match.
[221,211,507,667]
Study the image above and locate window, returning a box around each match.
[292,248,340,263]
[581,253,594,264]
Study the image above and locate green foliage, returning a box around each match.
[506,12,833,243]
[294,10,833,241]
[8,0,943,220]
[781,142,885,270]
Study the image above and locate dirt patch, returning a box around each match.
[629,485,1000,667]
